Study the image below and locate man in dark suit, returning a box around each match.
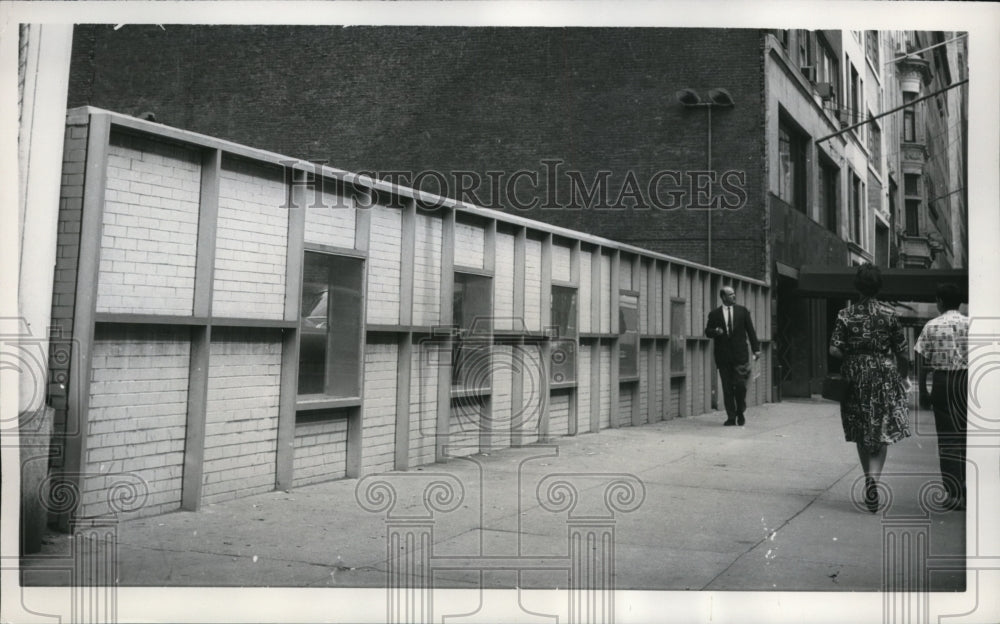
[705,285,761,426]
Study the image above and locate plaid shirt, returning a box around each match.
[914,309,969,371]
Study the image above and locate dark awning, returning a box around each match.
[797,266,968,302]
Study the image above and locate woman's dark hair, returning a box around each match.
[936,283,963,310]
[854,262,882,297]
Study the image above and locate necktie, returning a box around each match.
[726,307,733,335]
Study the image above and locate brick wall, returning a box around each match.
[494,232,515,330]
[201,328,281,504]
[293,417,348,487]
[68,26,768,279]
[304,190,356,249]
[83,325,189,518]
[213,158,287,319]
[656,345,665,420]
[599,345,611,429]
[618,383,633,428]
[524,238,542,331]
[552,244,571,283]
[638,348,649,424]
[454,221,485,270]
[638,263,649,333]
[409,341,438,467]
[548,390,570,437]
[579,250,592,332]
[577,345,592,432]
[600,254,611,333]
[366,204,402,325]
[519,343,541,444]
[449,399,480,458]
[361,341,397,474]
[489,345,513,450]
[97,132,200,315]
[413,213,442,326]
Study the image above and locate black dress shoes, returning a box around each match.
[737,414,746,426]
[723,418,737,426]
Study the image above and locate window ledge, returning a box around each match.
[550,381,578,391]
[451,387,492,400]
[296,396,363,411]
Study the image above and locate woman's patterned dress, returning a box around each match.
[830,298,910,451]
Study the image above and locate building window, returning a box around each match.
[903,93,916,142]
[819,157,839,233]
[796,30,813,71]
[550,286,577,384]
[868,115,882,171]
[773,29,789,50]
[866,31,880,69]
[850,173,863,244]
[452,272,492,390]
[817,36,840,109]
[847,64,861,131]
[905,199,920,236]
[298,252,364,397]
[669,299,686,373]
[619,291,639,379]
[778,119,808,212]
[904,173,922,236]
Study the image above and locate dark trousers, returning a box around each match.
[718,365,748,420]
[931,369,967,499]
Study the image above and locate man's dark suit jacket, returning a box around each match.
[705,305,760,366]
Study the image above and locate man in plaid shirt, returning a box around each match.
[914,283,968,510]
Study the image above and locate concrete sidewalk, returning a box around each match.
[24,398,965,592]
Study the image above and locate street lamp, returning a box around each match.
[675,88,735,266]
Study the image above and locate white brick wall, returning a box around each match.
[552,244,571,283]
[600,255,612,334]
[599,345,611,429]
[489,345,513,450]
[449,399,480,458]
[639,263,649,333]
[520,343,541,443]
[656,344,665,420]
[579,252,592,333]
[304,189,356,249]
[361,342,397,475]
[620,257,634,291]
[639,348,649,425]
[201,329,281,504]
[97,134,200,315]
[548,391,570,437]
[454,222,485,270]
[619,384,633,426]
[524,238,542,331]
[293,417,348,487]
[577,345,592,432]
[366,204,402,325]
[654,265,664,334]
[213,161,288,319]
[494,233,515,331]
[413,214,442,326]
[409,342,438,468]
[83,326,190,518]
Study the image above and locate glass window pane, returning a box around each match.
[453,273,493,389]
[298,252,363,397]
[551,286,577,383]
[670,300,686,373]
[619,292,639,378]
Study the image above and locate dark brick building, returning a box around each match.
[67,25,770,280]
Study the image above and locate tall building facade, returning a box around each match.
[766,29,967,395]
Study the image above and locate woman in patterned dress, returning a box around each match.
[829,263,912,512]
